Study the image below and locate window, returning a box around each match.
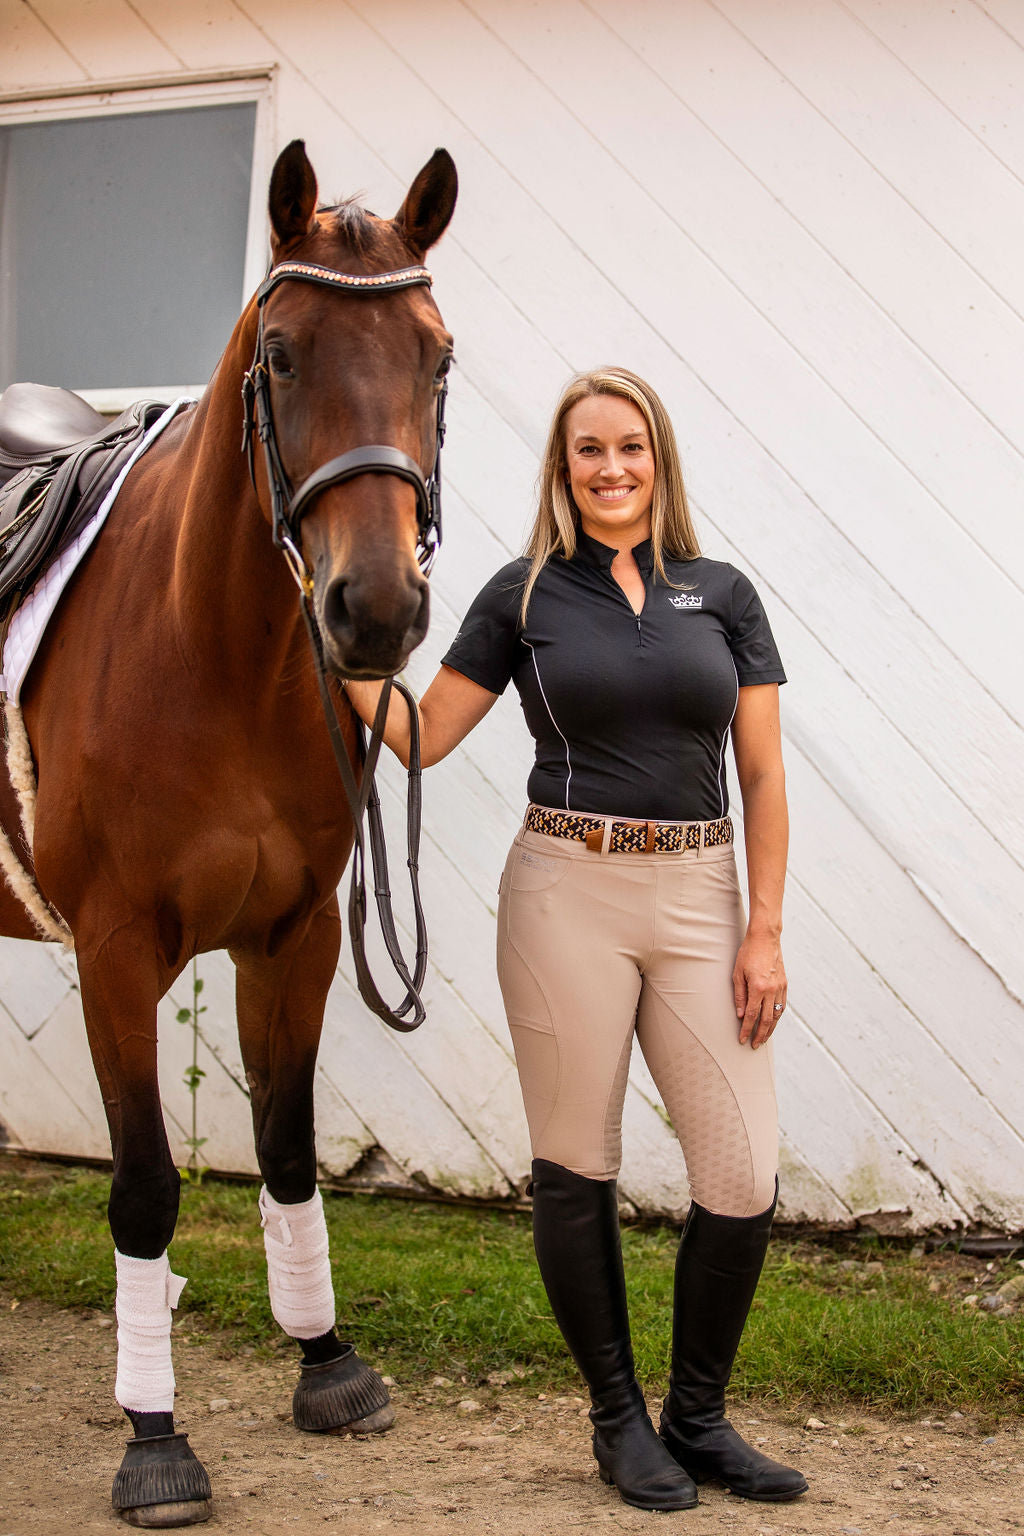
[0,77,270,408]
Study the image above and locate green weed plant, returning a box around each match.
[175,959,208,1184]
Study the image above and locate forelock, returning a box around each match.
[319,198,377,256]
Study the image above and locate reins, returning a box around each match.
[242,258,448,1032]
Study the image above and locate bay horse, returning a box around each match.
[0,140,456,1526]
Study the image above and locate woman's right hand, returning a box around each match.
[345,666,499,768]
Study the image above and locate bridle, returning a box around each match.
[241,257,450,1033]
[242,258,447,590]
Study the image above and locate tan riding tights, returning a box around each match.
[496,822,778,1218]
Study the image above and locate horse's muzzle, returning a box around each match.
[319,569,430,678]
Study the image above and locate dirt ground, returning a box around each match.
[0,1292,1020,1536]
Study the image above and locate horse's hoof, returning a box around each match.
[121,1504,212,1530]
[292,1343,395,1435]
[112,1432,212,1527]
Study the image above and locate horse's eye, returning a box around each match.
[435,354,453,387]
[267,347,294,380]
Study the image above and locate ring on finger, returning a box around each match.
[772,1002,784,1014]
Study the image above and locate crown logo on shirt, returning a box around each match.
[669,593,703,609]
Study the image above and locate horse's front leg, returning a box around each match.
[76,931,213,1527]
[233,900,394,1437]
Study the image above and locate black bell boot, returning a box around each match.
[531,1159,698,1512]
[659,1182,807,1502]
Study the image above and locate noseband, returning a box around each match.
[241,258,448,592]
[241,256,449,1034]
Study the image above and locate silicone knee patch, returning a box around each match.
[114,1249,187,1413]
[259,1185,336,1339]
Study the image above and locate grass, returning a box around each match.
[1,1157,1022,1417]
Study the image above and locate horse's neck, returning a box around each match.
[157,322,309,688]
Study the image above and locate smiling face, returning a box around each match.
[564,393,656,548]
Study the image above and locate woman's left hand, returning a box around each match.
[733,932,788,1049]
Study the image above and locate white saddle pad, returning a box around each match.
[0,399,193,704]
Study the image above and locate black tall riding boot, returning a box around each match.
[530,1158,698,1512]
[659,1182,808,1501]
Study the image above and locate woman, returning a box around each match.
[347,367,806,1512]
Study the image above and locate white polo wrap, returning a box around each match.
[113,1249,187,1413]
[259,1185,336,1339]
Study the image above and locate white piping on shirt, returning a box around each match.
[718,661,740,820]
[524,639,573,810]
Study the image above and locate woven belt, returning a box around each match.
[524,805,733,855]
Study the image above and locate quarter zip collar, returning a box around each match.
[573,528,655,578]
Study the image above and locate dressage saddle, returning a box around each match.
[0,383,176,629]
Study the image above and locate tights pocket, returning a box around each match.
[507,844,571,893]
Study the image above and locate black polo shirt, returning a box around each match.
[441,532,785,822]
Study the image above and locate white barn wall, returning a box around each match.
[0,0,1021,1231]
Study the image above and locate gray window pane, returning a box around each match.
[0,102,257,391]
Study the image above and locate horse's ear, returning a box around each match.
[394,149,458,259]
[269,140,318,248]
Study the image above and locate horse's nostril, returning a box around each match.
[412,581,430,639]
[323,577,350,638]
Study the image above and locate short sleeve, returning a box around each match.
[728,569,787,686]
[440,560,528,695]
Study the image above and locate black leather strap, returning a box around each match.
[289,446,429,530]
[241,255,445,1030]
[298,599,427,1030]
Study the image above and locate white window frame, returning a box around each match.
[0,70,276,411]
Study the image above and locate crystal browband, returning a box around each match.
[256,262,433,305]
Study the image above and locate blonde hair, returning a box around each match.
[520,367,700,623]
